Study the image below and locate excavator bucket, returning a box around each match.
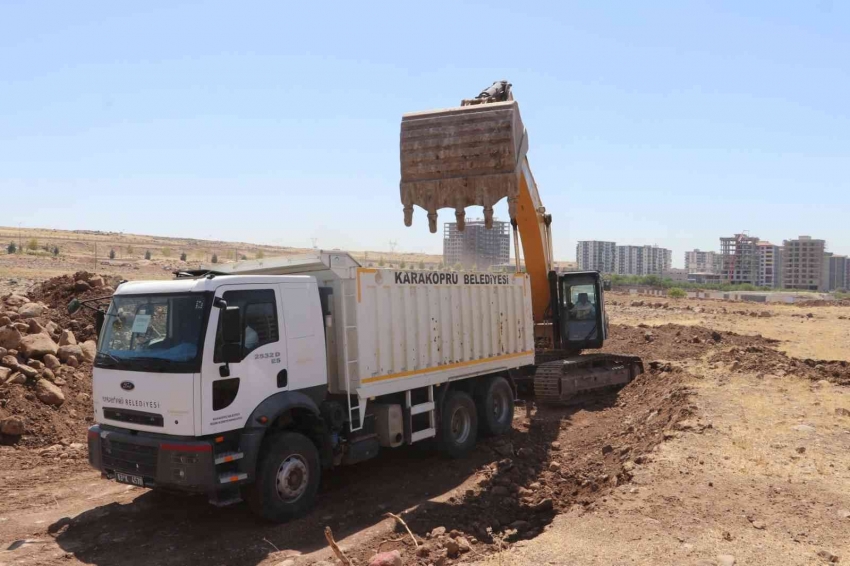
[400,100,528,233]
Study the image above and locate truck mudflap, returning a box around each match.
[87,425,219,492]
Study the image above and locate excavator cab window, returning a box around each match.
[558,272,605,351]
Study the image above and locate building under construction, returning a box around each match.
[443,219,510,270]
[720,234,760,285]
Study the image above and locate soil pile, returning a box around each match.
[0,272,113,447]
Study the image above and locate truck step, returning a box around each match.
[410,401,435,416]
[218,472,248,484]
[411,428,436,443]
[214,451,244,465]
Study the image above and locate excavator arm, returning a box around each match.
[399,82,554,323]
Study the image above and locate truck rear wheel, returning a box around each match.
[437,390,478,458]
[476,376,514,436]
[246,431,320,522]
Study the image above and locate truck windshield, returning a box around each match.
[96,293,210,373]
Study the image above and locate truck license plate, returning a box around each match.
[115,472,144,487]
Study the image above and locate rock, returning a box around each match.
[835,408,850,417]
[5,294,30,306]
[0,326,22,350]
[17,364,38,379]
[89,275,105,288]
[416,545,430,557]
[717,556,737,566]
[817,550,840,563]
[45,320,59,334]
[796,446,806,454]
[692,336,702,344]
[35,379,65,406]
[1,416,25,436]
[836,509,850,519]
[494,442,514,457]
[456,536,471,553]
[711,331,722,342]
[434,551,448,566]
[274,560,295,566]
[27,319,46,334]
[43,354,60,369]
[27,359,44,370]
[644,332,654,342]
[517,447,533,458]
[57,344,83,362]
[19,333,59,358]
[17,303,45,319]
[444,539,460,557]
[67,355,80,368]
[58,329,77,346]
[0,367,10,382]
[550,441,561,450]
[759,311,771,318]
[74,280,91,292]
[548,461,561,472]
[13,321,29,332]
[1,354,18,369]
[80,341,97,363]
[430,526,446,538]
[509,520,531,532]
[792,424,816,433]
[623,460,636,472]
[368,550,402,566]
[0,316,10,327]
[6,372,26,385]
[41,367,55,381]
[602,444,613,455]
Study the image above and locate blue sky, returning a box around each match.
[1,1,848,267]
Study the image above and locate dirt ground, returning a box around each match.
[1,293,849,566]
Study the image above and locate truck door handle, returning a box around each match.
[277,369,288,388]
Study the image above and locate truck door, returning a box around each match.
[199,286,287,436]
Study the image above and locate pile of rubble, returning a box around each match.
[0,271,114,447]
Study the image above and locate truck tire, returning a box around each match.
[245,431,320,522]
[476,376,514,437]
[437,390,478,458]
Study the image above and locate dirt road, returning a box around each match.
[2,298,849,565]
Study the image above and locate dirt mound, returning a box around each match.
[601,323,777,361]
[348,364,695,565]
[794,298,850,307]
[709,345,850,386]
[0,272,110,447]
[27,271,116,343]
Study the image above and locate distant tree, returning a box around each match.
[471,264,478,272]
[668,287,686,299]
[161,247,172,257]
[399,260,407,269]
[27,238,38,251]
[211,253,218,264]
[240,254,247,260]
[52,246,59,256]
[418,261,425,270]
[126,245,134,255]
[7,241,16,254]
[378,257,385,267]
[144,250,152,260]
[453,262,463,272]
[256,250,265,259]
[109,249,116,260]
[180,252,187,261]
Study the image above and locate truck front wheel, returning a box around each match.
[476,376,514,436]
[437,390,478,458]
[246,431,320,522]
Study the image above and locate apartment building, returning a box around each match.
[755,242,783,288]
[720,234,760,285]
[614,245,673,276]
[826,254,848,291]
[443,219,510,270]
[684,250,721,274]
[576,241,616,273]
[782,236,826,290]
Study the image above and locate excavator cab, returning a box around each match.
[555,271,607,352]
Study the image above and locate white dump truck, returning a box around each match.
[84,252,533,521]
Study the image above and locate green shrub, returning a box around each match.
[668,287,686,298]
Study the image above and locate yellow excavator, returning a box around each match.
[399,81,643,402]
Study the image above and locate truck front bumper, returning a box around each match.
[87,425,218,493]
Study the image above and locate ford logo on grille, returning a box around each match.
[120,381,135,391]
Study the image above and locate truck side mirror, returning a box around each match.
[221,306,242,365]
